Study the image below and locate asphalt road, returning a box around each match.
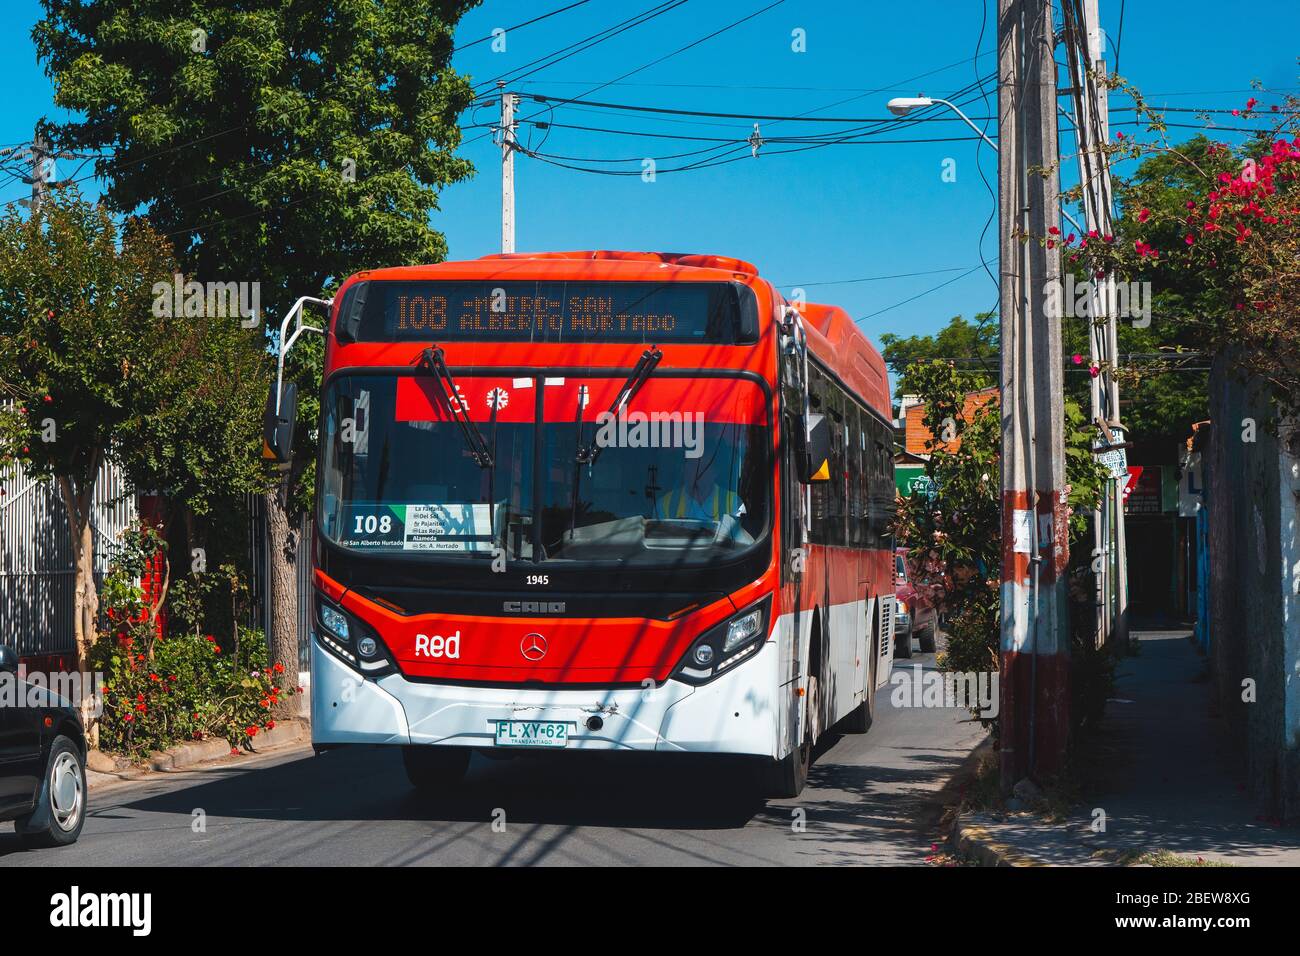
[2,652,985,866]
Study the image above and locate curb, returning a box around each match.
[949,812,1043,867]
[85,719,309,788]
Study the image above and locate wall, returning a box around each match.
[1207,353,1300,821]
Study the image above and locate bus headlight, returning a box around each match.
[673,596,771,686]
[320,603,349,641]
[723,607,764,652]
[316,595,394,677]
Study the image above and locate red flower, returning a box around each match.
[1048,226,1060,235]
[265,721,276,730]
[1137,207,1150,222]
[149,673,160,682]
[246,725,259,737]
[273,662,285,674]
[1185,234,1195,245]
[124,713,134,722]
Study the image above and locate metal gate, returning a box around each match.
[0,460,137,657]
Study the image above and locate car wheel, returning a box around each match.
[16,735,86,848]
[402,745,470,793]
[918,620,937,654]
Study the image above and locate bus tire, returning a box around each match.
[768,671,817,798]
[402,745,470,793]
[840,607,877,734]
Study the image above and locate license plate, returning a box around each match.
[494,720,570,748]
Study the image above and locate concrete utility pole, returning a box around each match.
[499,82,518,254]
[1065,0,1130,652]
[998,0,1071,787]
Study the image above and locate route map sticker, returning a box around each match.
[341,503,494,552]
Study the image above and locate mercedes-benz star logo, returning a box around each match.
[520,632,548,661]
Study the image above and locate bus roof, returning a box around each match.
[348,250,760,285]
[795,300,891,416]
[334,250,891,416]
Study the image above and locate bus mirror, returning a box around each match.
[801,412,831,483]
[262,382,298,464]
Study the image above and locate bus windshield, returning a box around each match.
[318,372,770,566]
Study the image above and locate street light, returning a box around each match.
[886,96,998,151]
[887,95,1086,235]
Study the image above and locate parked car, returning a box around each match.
[894,548,939,657]
[0,645,87,847]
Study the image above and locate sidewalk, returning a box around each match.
[955,631,1300,865]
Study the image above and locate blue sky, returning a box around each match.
[2,0,1297,354]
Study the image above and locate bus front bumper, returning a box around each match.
[310,632,781,758]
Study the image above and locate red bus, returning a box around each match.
[264,250,898,797]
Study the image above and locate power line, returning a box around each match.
[512,91,1000,124]
[470,1,690,94]
[452,0,595,53]
[773,265,985,288]
[856,262,995,323]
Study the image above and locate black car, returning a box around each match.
[0,645,88,847]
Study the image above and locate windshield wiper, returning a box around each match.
[568,346,662,549]
[576,346,662,465]
[418,346,494,469]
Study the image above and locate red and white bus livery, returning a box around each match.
[265,250,897,797]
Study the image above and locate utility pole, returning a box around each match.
[998,0,1071,787]
[1063,0,1130,651]
[19,128,58,215]
[499,82,517,254]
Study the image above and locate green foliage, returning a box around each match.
[1064,83,1300,414]
[0,187,176,491]
[36,0,481,515]
[94,527,293,758]
[93,627,293,759]
[894,361,1106,729]
[880,314,998,399]
[99,522,169,653]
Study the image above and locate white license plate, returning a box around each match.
[494,720,570,748]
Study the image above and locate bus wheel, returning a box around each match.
[402,745,470,793]
[768,675,815,798]
[840,613,877,734]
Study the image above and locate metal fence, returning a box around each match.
[0,459,137,657]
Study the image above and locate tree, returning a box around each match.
[1060,85,1300,416]
[880,314,998,399]
[0,187,176,675]
[894,360,1105,730]
[36,0,480,698]
[113,309,271,633]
